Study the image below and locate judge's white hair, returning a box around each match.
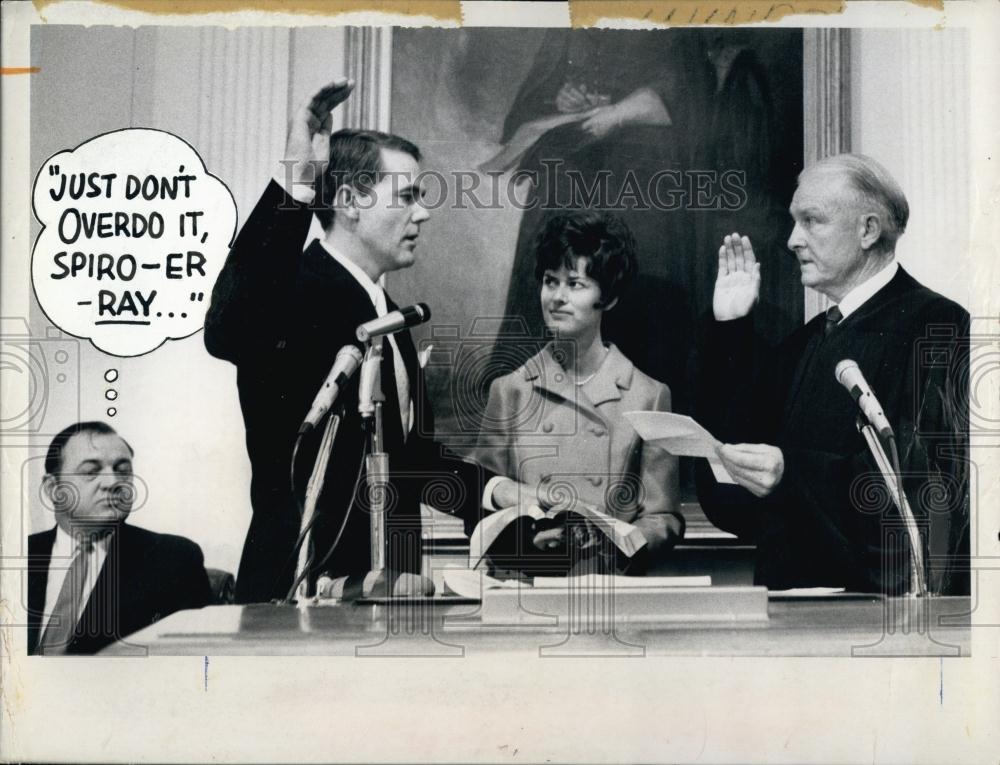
[802,153,910,254]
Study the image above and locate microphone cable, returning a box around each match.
[886,433,926,594]
[312,430,371,574]
[285,429,371,601]
[282,429,316,601]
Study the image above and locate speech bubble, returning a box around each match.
[32,128,237,356]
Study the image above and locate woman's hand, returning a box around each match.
[490,478,538,509]
[532,525,566,551]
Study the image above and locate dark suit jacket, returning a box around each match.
[697,267,970,594]
[204,181,492,603]
[28,523,212,655]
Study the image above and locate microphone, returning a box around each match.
[835,359,894,439]
[356,303,431,343]
[299,345,363,433]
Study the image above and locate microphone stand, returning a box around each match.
[359,339,388,574]
[290,409,343,603]
[856,416,928,597]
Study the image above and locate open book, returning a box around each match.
[469,501,648,571]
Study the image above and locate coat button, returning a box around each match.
[587,476,604,487]
[590,426,606,437]
[542,422,554,433]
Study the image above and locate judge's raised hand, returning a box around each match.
[713,232,761,321]
[283,78,355,186]
[716,443,784,498]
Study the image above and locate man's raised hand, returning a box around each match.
[713,232,761,321]
[284,78,355,185]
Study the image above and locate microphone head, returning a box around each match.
[337,344,363,363]
[835,359,859,386]
[400,303,432,325]
[335,344,363,375]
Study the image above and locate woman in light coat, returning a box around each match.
[476,211,683,569]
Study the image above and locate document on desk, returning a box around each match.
[624,411,735,484]
[442,569,712,600]
[442,568,519,599]
[533,574,712,589]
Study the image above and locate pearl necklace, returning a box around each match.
[573,346,610,386]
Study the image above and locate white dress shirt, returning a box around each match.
[273,166,412,435]
[834,260,899,321]
[43,525,110,633]
[316,241,412,436]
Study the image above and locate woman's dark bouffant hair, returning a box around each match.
[533,211,637,308]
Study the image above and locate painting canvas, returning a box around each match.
[390,28,805,504]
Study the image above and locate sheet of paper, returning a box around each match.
[768,587,847,597]
[533,575,712,589]
[443,570,713,599]
[442,568,519,599]
[624,411,736,483]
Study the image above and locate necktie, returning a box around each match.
[38,538,93,655]
[824,305,843,336]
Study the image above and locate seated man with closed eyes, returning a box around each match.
[27,421,211,655]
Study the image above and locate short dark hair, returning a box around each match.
[316,129,422,229]
[533,211,637,307]
[45,421,133,475]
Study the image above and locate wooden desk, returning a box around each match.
[101,595,971,657]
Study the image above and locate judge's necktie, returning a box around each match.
[38,538,93,655]
[824,304,843,336]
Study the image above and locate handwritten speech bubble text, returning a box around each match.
[32,128,237,356]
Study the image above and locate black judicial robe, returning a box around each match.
[697,267,969,594]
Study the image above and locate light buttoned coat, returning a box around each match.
[476,343,683,558]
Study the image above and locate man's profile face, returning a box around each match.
[786,169,869,301]
[45,431,134,529]
[355,148,429,276]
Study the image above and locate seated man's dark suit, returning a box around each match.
[28,523,212,655]
[205,181,491,603]
[697,267,969,594]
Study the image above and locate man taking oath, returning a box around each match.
[697,153,969,595]
[205,79,491,602]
